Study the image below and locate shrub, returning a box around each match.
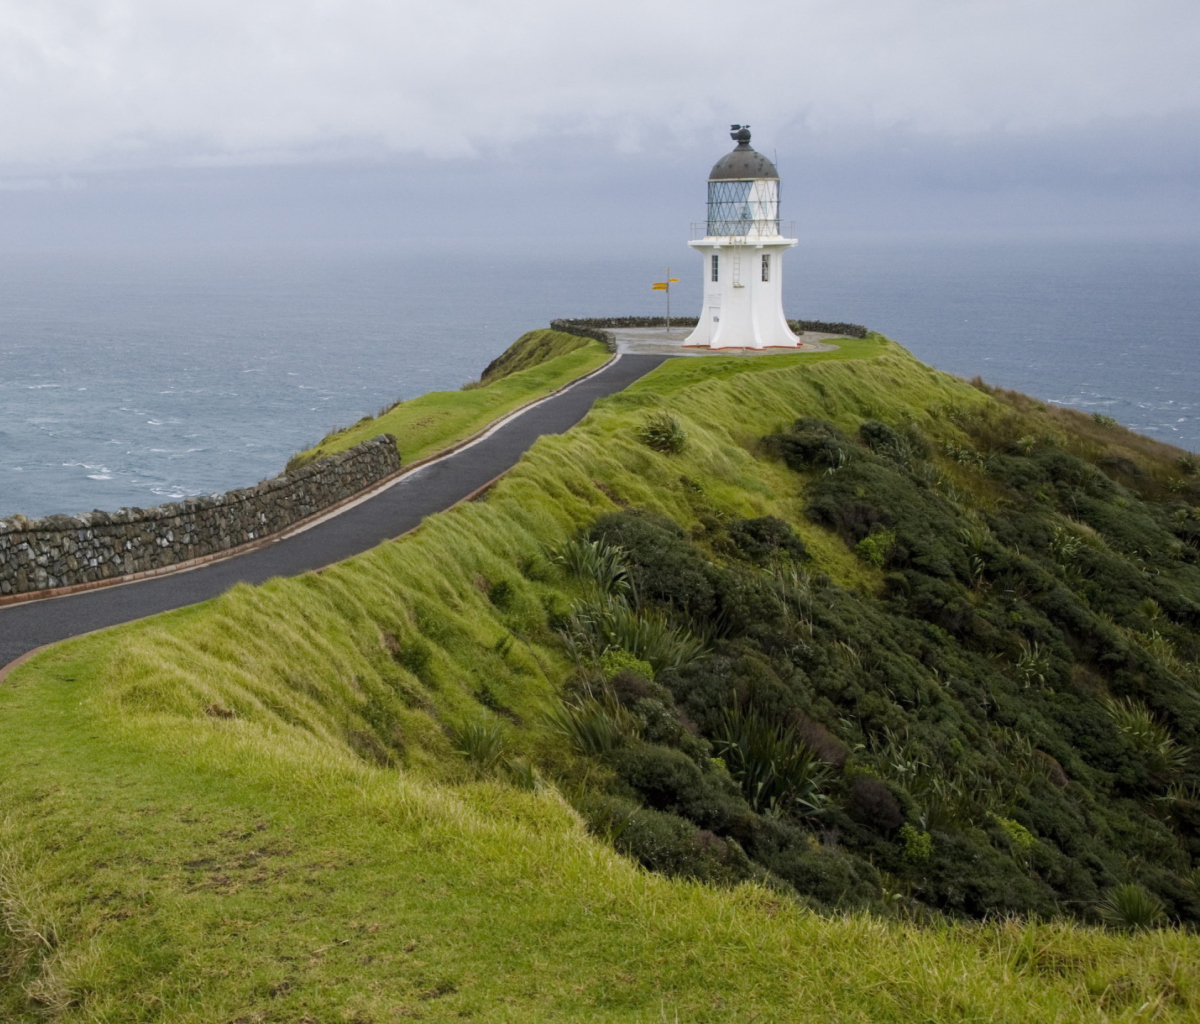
[487,579,513,609]
[763,418,852,471]
[616,808,753,884]
[638,411,688,454]
[606,668,663,706]
[855,528,896,568]
[600,648,655,682]
[992,815,1037,858]
[715,704,829,818]
[859,420,930,469]
[629,697,684,746]
[794,715,850,769]
[847,775,904,832]
[764,845,882,909]
[1099,883,1165,930]
[609,743,748,832]
[727,516,807,564]
[709,566,786,636]
[900,823,933,864]
[589,512,717,616]
[573,792,640,842]
[1092,413,1119,428]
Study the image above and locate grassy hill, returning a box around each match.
[286,329,610,471]
[3,333,1200,1021]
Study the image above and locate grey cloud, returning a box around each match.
[1,0,1198,174]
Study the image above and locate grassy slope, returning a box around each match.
[478,327,594,383]
[287,332,609,470]
[3,335,1198,1022]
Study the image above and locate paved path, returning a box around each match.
[609,327,843,356]
[0,353,670,670]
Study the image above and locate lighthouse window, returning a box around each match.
[761,254,770,282]
[711,254,719,282]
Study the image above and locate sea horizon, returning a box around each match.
[2,235,1197,520]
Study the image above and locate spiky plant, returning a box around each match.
[552,536,632,596]
[1098,883,1165,931]
[1104,697,1192,777]
[449,719,508,775]
[637,411,687,454]
[1048,524,1084,569]
[716,705,829,818]
[1015,639,1051,688]
[567,593,707,674]
[542,698,639,758]
[504,756,541,791]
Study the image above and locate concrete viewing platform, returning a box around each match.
[608,326,845,356]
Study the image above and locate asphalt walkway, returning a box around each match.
[0,353,670,670]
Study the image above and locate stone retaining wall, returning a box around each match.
[549,319,619,351]
[0,434,401,597]
[551,316,869,341]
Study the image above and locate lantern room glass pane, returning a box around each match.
[706,179,780,237]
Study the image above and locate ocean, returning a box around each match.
[1,238,1197,519]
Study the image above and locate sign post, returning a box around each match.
[651,270,681,331]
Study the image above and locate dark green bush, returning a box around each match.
[609,742,750,834]
[557,408,1200,924]
[616,808,753,884]
[846,775,904,832]
[590,511,718,617]
[762,418,853,471]
[727,516,808,564]
[762,844,882,909]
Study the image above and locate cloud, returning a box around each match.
[1,0,1198,173]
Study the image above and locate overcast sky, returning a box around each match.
[2,0,1197,251]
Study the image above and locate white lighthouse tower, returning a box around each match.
[685,126,800,350]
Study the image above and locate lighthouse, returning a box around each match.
[684,126,800,350]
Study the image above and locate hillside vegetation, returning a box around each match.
[3,335,1200,1021]
[477,327,596,384]
[286,329,609,470]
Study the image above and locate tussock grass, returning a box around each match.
[3,336,1199,1020]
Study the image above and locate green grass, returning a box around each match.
[3,338,1198,1021]
[622,332,890,395]
[478,327,597,384]
[286,333,610,470]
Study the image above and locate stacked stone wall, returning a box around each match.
[552,316,869,340]
[0,434,400,597]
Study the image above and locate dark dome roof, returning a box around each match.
[709,126,778,180]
